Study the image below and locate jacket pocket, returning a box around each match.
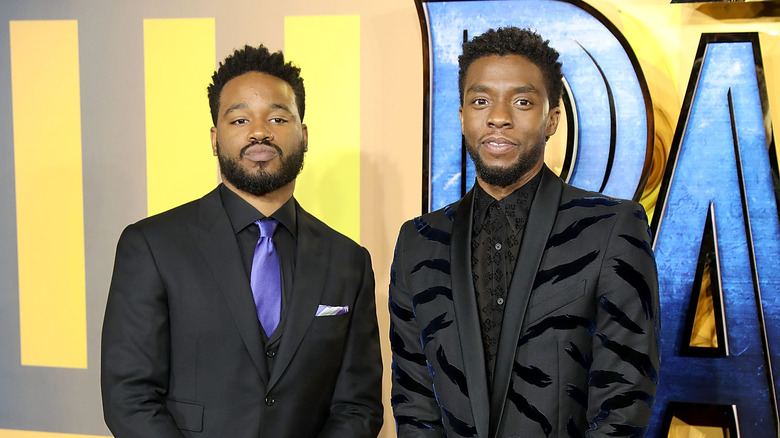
[165,398,204,432]
[524,279,587,325]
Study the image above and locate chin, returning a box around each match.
[484,161,519,171]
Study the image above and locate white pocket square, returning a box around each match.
[315,305,349,316]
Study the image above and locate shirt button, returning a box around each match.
[265,397,275,406]
[497,297,504,305]
[495,243,502,251]
[266,349,276,358]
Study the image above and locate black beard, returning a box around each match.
[217,140,305,196]
[466,139,543,188]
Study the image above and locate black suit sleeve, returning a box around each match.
[101,224,184,437]
[586,202,660,436]
[316,247,384,438]
[388,222,447,437]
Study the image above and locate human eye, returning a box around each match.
[230,118,249,125]
[269,117,288,124]
[472,98,489,106]
[514,98,531,106]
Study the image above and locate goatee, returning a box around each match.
[466,139,543,188]
[217,140,306,196]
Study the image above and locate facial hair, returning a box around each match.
[217,140,306,196]
[465,137,544,188]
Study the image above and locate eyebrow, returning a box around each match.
[269,102,293,114]
[222,102,295,118]
[222,103,247,118]
[466,84,539,94]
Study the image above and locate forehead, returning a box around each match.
[464,54,546,91]
[219,71,297,110]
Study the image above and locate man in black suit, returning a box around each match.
[389,27,660,437]
[101,45,383,438]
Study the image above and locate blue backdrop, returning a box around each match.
[421,1,780,435]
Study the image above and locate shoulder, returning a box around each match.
[393,199,463,251]
[295,203,368,255]
[401,198,462,233]
[559,183,648,220]
[121,189,218,239]
[555,183,653,250]
[136,199,200,228]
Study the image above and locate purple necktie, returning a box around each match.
[251,219,281,336]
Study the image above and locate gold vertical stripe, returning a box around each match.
[10,20,87,369]
[0,429,109,438]
[285,16,361,243]
[144,18,216,216]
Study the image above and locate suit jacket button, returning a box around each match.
[265,397,275,406]
[266,349,276,358]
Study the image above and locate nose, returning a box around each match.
[487,103,512,129]
[248,120,274,143]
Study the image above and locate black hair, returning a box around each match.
[207,44,305,124]
[458,27,563,108]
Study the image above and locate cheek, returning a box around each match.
[221,130,246,147]
[462,118,481,139]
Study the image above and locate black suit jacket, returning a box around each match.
[389,167,660,437]
[101,187,383,438]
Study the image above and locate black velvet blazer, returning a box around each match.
[389,166,660,438]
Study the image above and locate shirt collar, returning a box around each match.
[219,184,297,237]
[472,168,543,234]
[472,181,496,230]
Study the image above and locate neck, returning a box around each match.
[476,163,543,201]
[222,179,296,217]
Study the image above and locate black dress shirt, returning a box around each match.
[471,170,541,386]
[219,184,297,369]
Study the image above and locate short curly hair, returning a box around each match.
[207,44,305,125]
[458,27,563,109]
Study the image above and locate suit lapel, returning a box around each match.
[450,189,491,438]
[488,167,563,436]
[187,188,269,385]
[267,204,326,390]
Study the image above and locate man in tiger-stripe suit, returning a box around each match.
[389,27,660,437]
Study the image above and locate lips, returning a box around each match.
[241,143,279,162]
[481,135,516,154]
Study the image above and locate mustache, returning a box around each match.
[478,132,520,145]
[239,139,283,159]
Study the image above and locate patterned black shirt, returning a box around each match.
[471,171,541,386]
